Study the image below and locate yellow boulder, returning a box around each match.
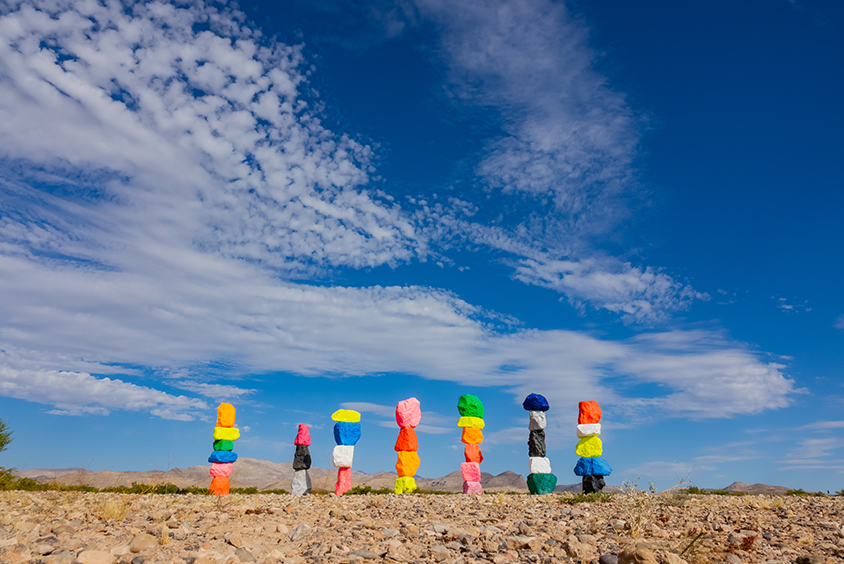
[394,476,417,494]
[457,416,485,429]
[575,436,602,458]
[213,426,241,441]
[331,409,361,423]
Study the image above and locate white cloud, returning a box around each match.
[173,381,255,401]
[786,437,844,460]
[835,315,844,330]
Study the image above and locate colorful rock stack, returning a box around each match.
[331,409,361,496]
[457,394,485,494]
[394,397,421,494]
[574,400,611,493]
[523,393,557,494]
[209,402,240,496]
[291,423,312,495]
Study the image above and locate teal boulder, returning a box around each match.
[526,472,557,495]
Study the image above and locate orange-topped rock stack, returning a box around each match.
[394,397,421,493]
[208,402,240,495]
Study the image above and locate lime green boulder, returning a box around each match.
[527,473,557,495]
[213,440,233,451]
[457,394,484,418]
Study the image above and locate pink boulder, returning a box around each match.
[294,423,311,446]
[463,481,483,494]
[460,462,481,482]
[209,462,233,477]
[395,397,422,428]
[335,466,352,496]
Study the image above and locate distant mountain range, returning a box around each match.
[16,460,788,494]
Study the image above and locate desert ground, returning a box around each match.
[1,488,842,564]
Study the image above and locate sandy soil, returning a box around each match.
[0,490,842,564]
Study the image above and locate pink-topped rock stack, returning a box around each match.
[291,423,311,495]
[394,397,421,494]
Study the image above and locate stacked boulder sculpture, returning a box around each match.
[523,393,557,494]
[394,397,421,494]
[291,423,312,495]
[332,409,361,496]
[209,402,239,495]
[457,394,485,494]
[574,400,611,493]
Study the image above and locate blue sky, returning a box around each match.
[0,0,842,491]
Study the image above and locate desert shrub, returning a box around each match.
[836,489,844,496]
[344,485,392,495]
[559,491,614,504]
[260,489,289,495]
[785,488,825,497]
[230,487,259,495]
[0,418,12,454]
[685,486,705,495]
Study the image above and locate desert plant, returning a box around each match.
[0,418,12,454]
[685,486,705,495]
[785,488,825,497]
[836,489,844,496]
[344,485,392,495]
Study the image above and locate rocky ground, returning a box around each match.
[0,490,842,564]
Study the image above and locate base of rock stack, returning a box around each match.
[335,467,352,496]
[291,469,311,495]
[463,480,483,494]
[582,474,605,494]
[209,476,230,496]
[526,472,557,495]
[394,476,417,494]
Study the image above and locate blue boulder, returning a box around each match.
[522,393,549,411]
[208,450,238,464]
[334,421,361,446]
[573,456,612,477]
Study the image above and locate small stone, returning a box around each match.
[289,523,312,541]
[657,553,687,564]
[382,528,400,538]
[234,547,257,562]
[518,522,534,536]
[0,544,31,564]
[129,533,157,553]
[131,556,146,564]
[228,533,244,548]
[429,545,451,561]
[599,555,619,564]
[52,524,76,535]
[349,549,380,559]
[76,550,116,564]
[795,557,825,564]
[618,547,658,564]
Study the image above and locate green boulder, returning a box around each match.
[213,439,234,451]
[457,394,484,418]
[526,472,557,495]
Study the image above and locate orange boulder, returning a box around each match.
[216,402,236,428]
[396,451,421,477]
[464,443,484,463]
[578,400,602,424]
[395,427,419,452]
[209,476,230,496]
[461,427,483,444]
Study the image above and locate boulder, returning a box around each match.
[464,443,484,463]
[293,444,311,470]
[582,474,605,494]
[212,426,240,441]
[457,416,485,429]
[576,423,601,438]
[216,403,236,427]
[461,426,484,444]
[332,445,355,468]
[394,476,417,494]
[522,393,549,411]
[575,436,603,458]
[333,421,361,446]
[526,472,557,495]
[291,469,311,495]
[209,462,233,477]
[460,462,481,482]
[294,423,311,446]
[528,457,552,474]
[335,466,352,496]
[577,400,602,424]
[396,450,421,477]
[462,480,483,494]
[394,426,418,452]
[212,439,233,451]
[208,450,237,464]
[395,397,422,428]
[209,476,230,495]
[573,456,612,477]
[457,394,484,418]
[528,411,546,430]
[331,409,361,423]
[528,429,546,457]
